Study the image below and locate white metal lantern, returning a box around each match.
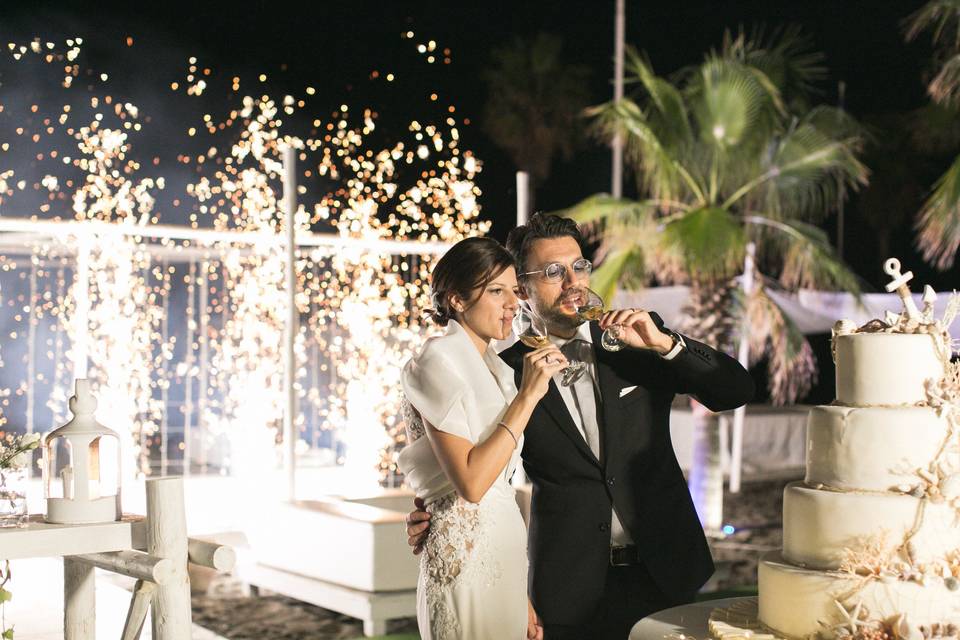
[43,378,122,524]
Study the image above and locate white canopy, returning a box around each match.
[615,286,960,338]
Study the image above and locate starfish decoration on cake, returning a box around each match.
[831,600,871,638]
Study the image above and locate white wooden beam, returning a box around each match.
[146,477,192,640]
[73,549,173,584]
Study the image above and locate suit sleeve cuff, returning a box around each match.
[660,332,686,360]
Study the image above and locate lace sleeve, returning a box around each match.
[401,353,473,441]
[401,398,426,443]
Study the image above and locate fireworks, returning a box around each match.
[0,27,488,487]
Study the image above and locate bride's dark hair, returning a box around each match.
[428,236,516,326]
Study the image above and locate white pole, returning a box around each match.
[147,477,191,639]
[26,257,37,439]
[611,0,626,198]
[183,260,196,478]
[729,242,755,493]
[516,170,530,226]
[282,145,298,502]
[160,259,170,476]
[198,261,210,474]
[63,557,95,640]
[73,230,91,380]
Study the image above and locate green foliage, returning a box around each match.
[663,207,745,281]
[916,153,960,269]
[905,0,960,268]
[557,28,868,403]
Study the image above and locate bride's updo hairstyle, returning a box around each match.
[428,236,516,326]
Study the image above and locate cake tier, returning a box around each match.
[806,405,953,491]
[782,482,958,569]
[759,552,960,639]
[835,333,944,406]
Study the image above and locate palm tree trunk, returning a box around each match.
[687,398,724,534]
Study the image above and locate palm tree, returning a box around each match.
[906,0,960,269]
[564,28,868,405]
[482,33,592,212]
[560,29,869,533]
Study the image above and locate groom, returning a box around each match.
[406,213,754,639]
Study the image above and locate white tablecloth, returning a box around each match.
[630,596,756,640]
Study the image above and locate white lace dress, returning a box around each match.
[398,320,528,640]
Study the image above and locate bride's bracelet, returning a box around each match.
[497,421,518,448]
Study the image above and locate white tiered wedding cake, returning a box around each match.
[755,259,960,639]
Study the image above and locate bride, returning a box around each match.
[398,236,566,640]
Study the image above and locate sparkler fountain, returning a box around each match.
[0,31,488,501]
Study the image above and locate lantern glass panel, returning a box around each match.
[88,434,120,499]
[43,437,73,500]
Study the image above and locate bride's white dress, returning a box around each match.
[398,320,528,640]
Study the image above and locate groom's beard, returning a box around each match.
[537,296,583,335]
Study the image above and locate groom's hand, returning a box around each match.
[527,598,544,640]
[406,497,431,555]
[599,308,674,354]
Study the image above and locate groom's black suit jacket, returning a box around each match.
[498,317,754,625]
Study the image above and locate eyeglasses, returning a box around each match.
[521,258,592,283]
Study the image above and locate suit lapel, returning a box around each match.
[503,342,600,467]
[590,323,625,469]
[541,379,600,466]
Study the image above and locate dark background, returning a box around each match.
[3,0,954,404]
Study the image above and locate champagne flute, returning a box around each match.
[513,303,586,386]
[513,303,550,348]
[575,288,625,352]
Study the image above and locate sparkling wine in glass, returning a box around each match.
[576,288,625,352]
[513,303,585,386]
[513,303,550,349]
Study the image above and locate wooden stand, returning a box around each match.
[0,477,236,639]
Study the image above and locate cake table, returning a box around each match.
[630,597,756,640]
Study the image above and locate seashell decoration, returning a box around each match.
[922,285,939,321]
[893,613,925,640]
[833,319,857,336]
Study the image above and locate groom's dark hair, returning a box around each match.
[505,213,586,276]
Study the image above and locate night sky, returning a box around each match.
[2,0,952,292]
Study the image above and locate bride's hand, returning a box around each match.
[527,598,543,640]
[519,345,567,400]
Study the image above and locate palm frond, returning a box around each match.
[746,285,817,404]
[557,193,653,226]
[662,206,746,281]
[590,247,640,303]
[727,122,867,220]
[589,98,703,203]
[725,25,827,101]
[624,47,693,148]
[690,56,781,151]
[916,152,960,269]
[746,216,862,294]
[904,0,960,45]
[482,34,591,180]
[801,105,867,142]
[930,54,960,105]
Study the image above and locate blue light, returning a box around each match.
[722,524,735,535]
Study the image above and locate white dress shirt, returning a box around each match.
[548,322,685,547]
